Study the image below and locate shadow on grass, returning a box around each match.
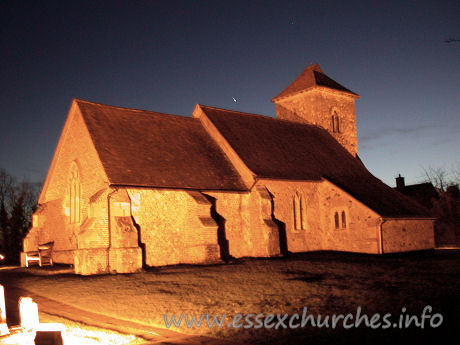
[284,270,328,283]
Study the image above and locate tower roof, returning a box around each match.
[271,64,359,101]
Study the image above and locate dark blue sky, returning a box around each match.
[1,0,459,187]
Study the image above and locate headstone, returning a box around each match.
[34,331,64,345]
[19,297,39,330]
[0,285,8,336]
[35,323,66,345]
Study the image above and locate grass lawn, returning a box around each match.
[1,250,459,344]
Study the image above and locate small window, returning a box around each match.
[293,193,301,230]
[341,211,347,229]
[68,162,80,224]
[300,194,307,230]
[334,211,340,229]
[331,111,340,133]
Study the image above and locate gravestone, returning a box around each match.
[35,323,66,345]
[0,285,9,335]
[34,331,64,345]
[19,296,39,330]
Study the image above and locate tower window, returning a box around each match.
[341,211,347,228]
[331,111,340,133]
[334,210,348,230]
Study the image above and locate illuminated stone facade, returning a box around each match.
[274,89,358,156]
[22,64,435,275]
[272,64,359,156]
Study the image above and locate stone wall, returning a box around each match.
[274,89,358,156]
[108,189,139,249]
[264,180,323,253]
[74,248,108,275]
[318,180,382,253]
[263,179,381,254]
[382,219,435,253]
[205,188,280,258]
[23,198,75,265]
[62,187,142,275]
[78,188,110,250]
[127,189,220,266]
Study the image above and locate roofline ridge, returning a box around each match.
[200,104,332,129]
[199,104,278,120]
[74,98,190,119]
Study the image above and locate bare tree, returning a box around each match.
[421,165,460,245]
[451,162,460,187]
[0,199,7,252]
[0,168,41,262]
[422,166,450,192]
[0,168,15,210]
[0,169,15,252]
[17,179,40,223]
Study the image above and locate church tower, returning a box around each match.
[271,64,360,156]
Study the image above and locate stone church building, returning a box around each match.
[22,64,435,275]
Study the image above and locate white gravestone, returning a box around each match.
[0,285,9,335]
[19,296,39,330]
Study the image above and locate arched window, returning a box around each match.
[334,211,340,229]
[293,192,307,230]
[300,194,307,230]
[69,162,80,223]
[331,111,340,133]
[294,193,301,230]
[341,211,347,229]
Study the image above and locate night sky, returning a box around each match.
[1,0,459,188]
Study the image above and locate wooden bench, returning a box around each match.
[25,241,54,267]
